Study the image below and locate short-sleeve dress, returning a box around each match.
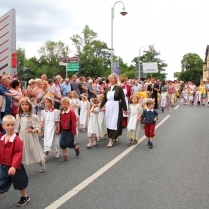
[127,104,143,140]
[41,108,60,152]
[15,114,44,165]
[80,101,90,129]
[87,107,103,138]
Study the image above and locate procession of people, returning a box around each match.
[0,71,207,206]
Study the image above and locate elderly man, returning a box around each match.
[61,78,71,96]
[0,77,17,118]
[51,77,62,109]
[70,75,80,96]
[41,74,47,81]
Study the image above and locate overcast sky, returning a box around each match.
[1,0,208,79]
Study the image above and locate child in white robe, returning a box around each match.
[127,95,143,145]
[79,93,90,132]
[97,94,107,139]
[86,98,102,148]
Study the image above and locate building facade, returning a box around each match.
[0,9,17,76]
[203,45,209,82]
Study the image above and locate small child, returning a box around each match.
[127,95,143,145]
[79,93,90,132]
[141,99,158,149]
[60,97,80,161]
[0,115,30,207]
[15,97,45,172]
[40,94,60,162]
[160,88,168,112]
[181,87,188,105]
[196,87,201,106]
[188,89,194,106]
[97,94,107,139]
[70,91,80,115]
[86,98,102,148]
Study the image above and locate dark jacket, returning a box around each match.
[141,109,158,124]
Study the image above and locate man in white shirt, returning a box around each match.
[132,80,141,94]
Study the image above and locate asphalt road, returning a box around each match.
[1,102,209,209]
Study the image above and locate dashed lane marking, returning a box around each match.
[174,105,180,110]
[45,115,171,209]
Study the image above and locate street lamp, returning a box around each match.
[138,46,146,80]
[111,1,128,73]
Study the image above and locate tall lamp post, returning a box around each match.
[138,46,146,80]
[111,1,127,73]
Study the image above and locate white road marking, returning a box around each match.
[174,105,180,110]
[45,115,171,209]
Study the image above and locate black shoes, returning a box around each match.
[16,196,30,207]
[75,146,80,156]
[149,143,153,149]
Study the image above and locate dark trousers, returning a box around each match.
[54,101,60,110]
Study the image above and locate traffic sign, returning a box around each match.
[67,62,79,72]
[59,62,67,66]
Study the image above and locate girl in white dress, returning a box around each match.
[196,87,201,106]
[97,94,107,139]
[70,91,80,136]
[188,90,194,106]
[15,97,45,173]
[70,91,80,115]
[40,95,60,162]
[127,95,143,145]
[79,93,90,132]
[160,88,168,112]
[181,87,188,105]
[86,98,102,148]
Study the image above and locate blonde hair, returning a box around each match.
[146,98,155,106]
[90,98,99,105]
[28,79,36,85]
[130,95,138,103]
[71,91,79,98]
[18,97,33,119]
[2,115,16,125]
[44,92,54,104]
[80,93,88,101]
[109,73,120,86]
[61,97,70,104]
[41,80,50,89]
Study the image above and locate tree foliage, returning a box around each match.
[70,25,111,77]
[16,27,168,80]
[132,45,167,80]
[177,53,203,84]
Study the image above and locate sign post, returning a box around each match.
[67,62,79,72]
[142,62,158,73]
[59,57,80,78]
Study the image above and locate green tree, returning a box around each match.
[70,25,111,77]
[37,40,71,77]
[132,45,167,80]
[173,72,181,79]
[178,53,203,84]
[16,48,35,81]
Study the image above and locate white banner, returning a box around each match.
[142,62,158,73]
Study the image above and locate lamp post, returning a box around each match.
[111,1,127,73]
[138,46,146,80]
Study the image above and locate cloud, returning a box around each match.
[1,0,74,42]
[1,0,209,79]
